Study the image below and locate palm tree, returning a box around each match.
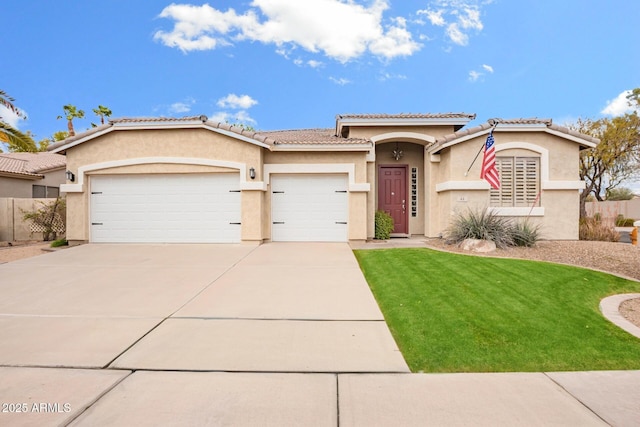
[0,90,36,152]
[92,104,112,126]
[57,104,85,136]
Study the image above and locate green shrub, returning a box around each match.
[50,238,68,248]
[374,210,395,240]
[511,220,541,247]
[445,208,541,248]
[444,208,515,248]
[615,215,636,227]
[579,217,620,242]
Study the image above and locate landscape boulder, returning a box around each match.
[460,238,497,253]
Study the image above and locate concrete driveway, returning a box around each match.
[1,243,639,426]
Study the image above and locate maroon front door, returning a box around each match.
[378,165,408,234]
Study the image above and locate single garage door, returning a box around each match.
[90,174,241,243]
[271,174,348,242]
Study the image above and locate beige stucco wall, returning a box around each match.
[64,128,371,243]
[0,176,35,198]
[347,125,454,141]
[0,169,65,198]
[430,130,584,240]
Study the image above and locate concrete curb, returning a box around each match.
[600,293,640,339]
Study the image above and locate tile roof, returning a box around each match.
[48,116,372,151]
[336,113,477,120]
[0,152,66,178]
[255,128,369,145]
[433,118,599,148]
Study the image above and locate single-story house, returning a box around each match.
[48,114,598,245]
[0,152,66,198]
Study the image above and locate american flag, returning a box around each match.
[480,132,500,189]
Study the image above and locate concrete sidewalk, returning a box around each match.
[0,243,639,426]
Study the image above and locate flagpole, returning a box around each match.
[464,120,499,177]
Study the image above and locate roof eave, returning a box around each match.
[337,115,475,139]
[0,171,44,180]
[429,124,599,154]
[271,143,373,152]
[50,119,273,153]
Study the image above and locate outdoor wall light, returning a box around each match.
[392,142,404,161]
[66,170,75,182]
[249,167,256,180]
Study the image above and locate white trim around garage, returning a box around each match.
[61,157,267,193]
[263,163,370,192]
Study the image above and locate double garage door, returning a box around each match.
[90,174,241,243]
[90,173,348,243]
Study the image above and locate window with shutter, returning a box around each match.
[490,157,540,207]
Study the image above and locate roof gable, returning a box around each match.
[429,118,599,153]
[48,116,372,154]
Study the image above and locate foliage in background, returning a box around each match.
[22,197,66,241]
[573,89,640,217]
[0,90,37,152]
[92,105,112,127]
[57,104,85,136]
[615,215,636,227]
[374,210,395,240]
[579,216,620,242]
[606,187,636,201]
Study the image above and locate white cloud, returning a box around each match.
[329,77,351,85]
[379,72,407,81]
[212,93,258,126]
[423,9,446,26]
[210,110,257,125]
[417,1,488,46]
[0,105,23,128]
[217,94,258,109]
[294,58,323,68]
[169,97,196,114]
[601,90,639,116]
[468,63,493,82]
[154,0,421,62]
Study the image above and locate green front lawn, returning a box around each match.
[354,248,640,373]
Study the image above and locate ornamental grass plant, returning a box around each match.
[444,208,540,248]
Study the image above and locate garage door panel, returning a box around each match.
[271,174,348,242]
[90,174,241,243]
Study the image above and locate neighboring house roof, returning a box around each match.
[430,118,599,153]
[0,152,66,180]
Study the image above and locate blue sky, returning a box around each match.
[2,0,639,142]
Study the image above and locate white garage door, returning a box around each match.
[90,174,241,243]
[271,174,348,242]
